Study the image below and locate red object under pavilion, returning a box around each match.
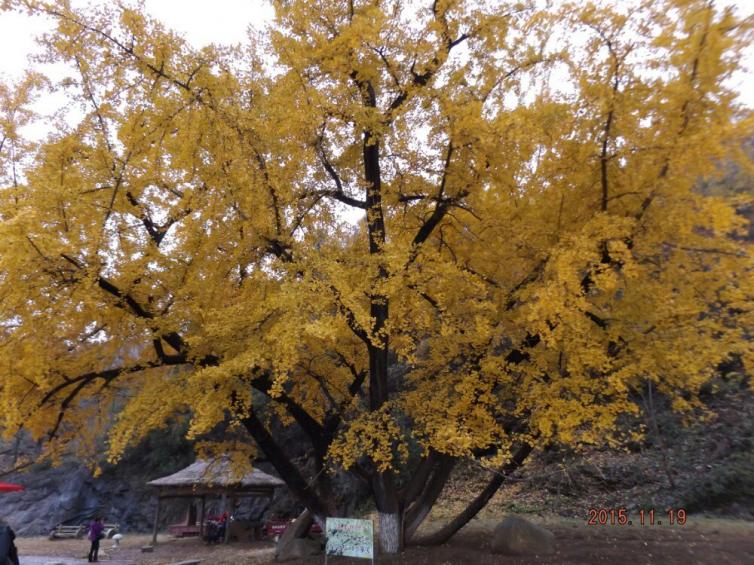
[0,482,24,492]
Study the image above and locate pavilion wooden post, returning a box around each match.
[151,495,162,545]
[200,495,206,537]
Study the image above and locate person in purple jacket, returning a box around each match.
[87,516,104,563]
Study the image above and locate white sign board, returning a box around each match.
[325,517,374,563]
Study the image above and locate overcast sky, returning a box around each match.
[1,0,752,110]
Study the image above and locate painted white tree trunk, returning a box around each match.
[378,512,401,554]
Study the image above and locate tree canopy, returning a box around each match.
[1,0,753,552]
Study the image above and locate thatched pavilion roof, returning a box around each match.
[147,458,285,496]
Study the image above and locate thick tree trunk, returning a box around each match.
[412,444,533,546]
[241,414,331,519]
[373,469,402,553]
[378,512,401,554]
[275,509,313,557]
[283,509,313,542]
[355,79,407,554]
[361,109,405,553]
[400,451,439,508]
[403,455,456,543]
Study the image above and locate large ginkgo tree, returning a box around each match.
[1,0,752,552]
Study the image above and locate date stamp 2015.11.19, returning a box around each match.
[587,508,687,527]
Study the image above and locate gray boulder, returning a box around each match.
[275,537,322,561]
[490,515,555,555]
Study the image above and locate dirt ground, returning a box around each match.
[15,515,754,564]
[15,534,275,564]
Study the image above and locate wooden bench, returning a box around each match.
[48,523,120,540]
[48,524,86,540]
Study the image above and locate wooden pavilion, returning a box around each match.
[147,457,285,544]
